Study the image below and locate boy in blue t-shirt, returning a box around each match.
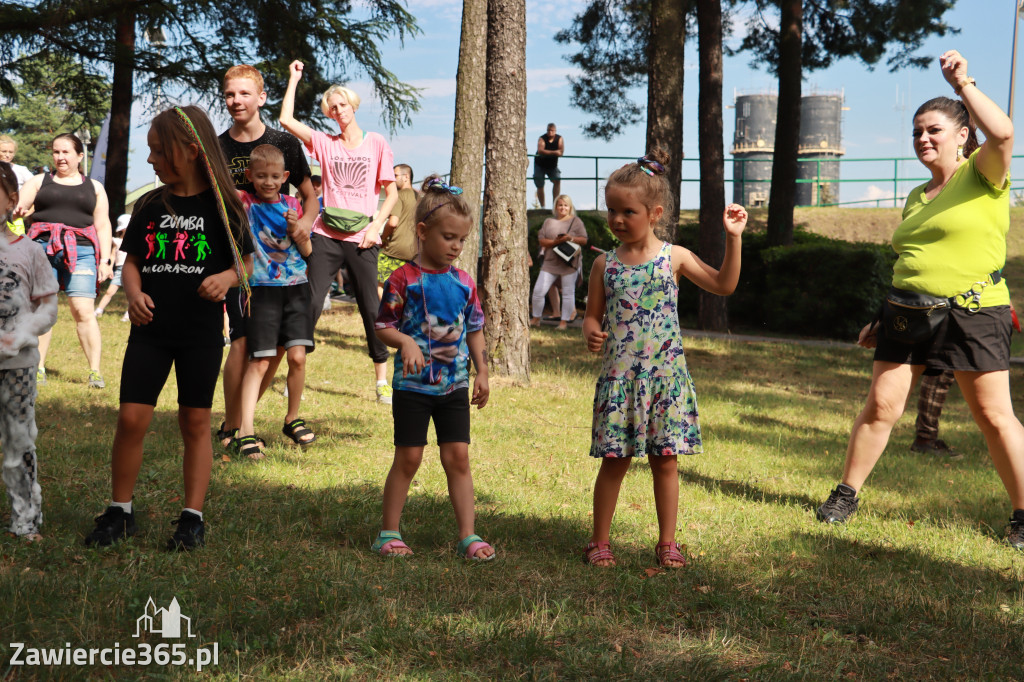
[236,144,315,459]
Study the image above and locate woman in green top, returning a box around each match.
[817,50,1024,550]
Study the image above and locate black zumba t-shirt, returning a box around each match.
[218,127,311,194]
[121,189,254,348]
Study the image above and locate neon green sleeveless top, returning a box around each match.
[892,151,1010,308]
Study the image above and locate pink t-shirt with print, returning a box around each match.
[305,129,396,244]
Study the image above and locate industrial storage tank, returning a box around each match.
[730,93,777,207]
[797,93,845,205]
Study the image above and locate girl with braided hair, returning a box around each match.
[84,106,254,551]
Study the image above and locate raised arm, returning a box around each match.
[279,60,315,146]
[674,204,746,296]
[942,50,1014,187]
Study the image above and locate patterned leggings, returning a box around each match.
[1,367,42,536]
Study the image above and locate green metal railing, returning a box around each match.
[526,153,1024,209]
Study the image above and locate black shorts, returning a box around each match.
[874,305,1012,372]
[225,287,247,342]
[119,341,223,408]
[246,284,315,358]
[533,161,560,188]
[392,388,471,446]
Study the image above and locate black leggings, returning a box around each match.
[306,232,389,363]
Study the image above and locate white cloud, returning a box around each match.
[527,67,580,93]
[857,185,896,203]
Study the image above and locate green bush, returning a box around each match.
[675,223,896,340]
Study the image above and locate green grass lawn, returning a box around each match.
[1,299,1023,680]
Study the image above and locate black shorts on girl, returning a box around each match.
[246,284,315,358]
[392,388,471,447]
[225,287,247,343]
[119,341,224,408]
[874,305,1012,372]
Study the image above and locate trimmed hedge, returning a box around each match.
[676,223,897,339]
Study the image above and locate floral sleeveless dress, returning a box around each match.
[590,242,703,458]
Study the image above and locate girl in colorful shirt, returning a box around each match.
[372,176,493,561]
[582,150,747,568]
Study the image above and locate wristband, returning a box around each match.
[954,77,976,95]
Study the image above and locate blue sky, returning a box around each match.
[123,0,1022,210]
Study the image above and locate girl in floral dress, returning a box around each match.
[582,150,747,568]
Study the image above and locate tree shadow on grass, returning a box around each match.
[678,468,820,510]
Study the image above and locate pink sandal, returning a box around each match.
[582,541,616,566]
[655,541,687,568]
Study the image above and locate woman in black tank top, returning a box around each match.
[14,133,113,389]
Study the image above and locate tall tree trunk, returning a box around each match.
[645,0,686,244]
[105,3,135,220]
[481,0,529,381]
[766,0,801,247]
[451,0,487,276]
[696,0,727,331]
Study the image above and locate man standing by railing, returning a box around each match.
[534,123,563,208]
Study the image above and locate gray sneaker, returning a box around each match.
[88,370,105,389]
[816,484,860,524]
[376,383,393,405]
[36,367,47,386]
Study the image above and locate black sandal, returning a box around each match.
[215,422,237,448]
[282,418,316,448]
[237,435,266,461]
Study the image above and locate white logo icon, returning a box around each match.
[133,597,195,639]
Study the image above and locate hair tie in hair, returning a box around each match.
[425,177,463,195]
[637,156,666,176]
[172,106,251,312]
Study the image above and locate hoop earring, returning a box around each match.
[956,144,964,162]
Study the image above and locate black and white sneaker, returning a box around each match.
[816,484,860,524]
[167,511,205,551]
[84,506,138,547]
[1007,510,1024,551]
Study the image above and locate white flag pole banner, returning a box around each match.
[89,113,111,184]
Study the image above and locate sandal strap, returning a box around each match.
[283,418,315,442]
[371,530,404,553]
[238,435,264,455]
[656,541,686,565]
[583,541,615,565]
[457,534,494,560]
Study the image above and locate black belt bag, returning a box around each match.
[882,288,951,344]
[881,270,1002,345]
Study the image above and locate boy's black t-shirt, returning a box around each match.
[121,188,254,348]
[218,127,311,194]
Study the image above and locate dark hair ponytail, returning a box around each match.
[914,96,979,158]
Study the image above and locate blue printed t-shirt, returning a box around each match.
[239,191,307,286]
[375,263,485,396]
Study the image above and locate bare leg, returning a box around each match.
[239,357,271,439]
[380,445,424,555]
[650,455,684,567]
[96,284,119,312]
[552,179,561,201]
[284,346,310,436]
[179,406,213,511]
[589,457,632,565]
[840,361,922,491]
[955,370,1024,509]
[375,361,388,383]
[221,338,248,444]
[536,186,545,208]
[440,441,493,559]
[37,329,52,368]
[111,403,155,503]
[68,296,102,372]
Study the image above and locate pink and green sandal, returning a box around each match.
[457,534,495,561]
[582,541,616,566]
[372,530,412,557]
[655,541,687,568]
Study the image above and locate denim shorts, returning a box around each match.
[36,240,98,299]
[111,265,123,288]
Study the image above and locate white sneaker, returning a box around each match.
[376,382,393,404]
[323,293,332,311]
[94,307,105,317]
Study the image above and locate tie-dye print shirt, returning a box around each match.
[375,263,485,396]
